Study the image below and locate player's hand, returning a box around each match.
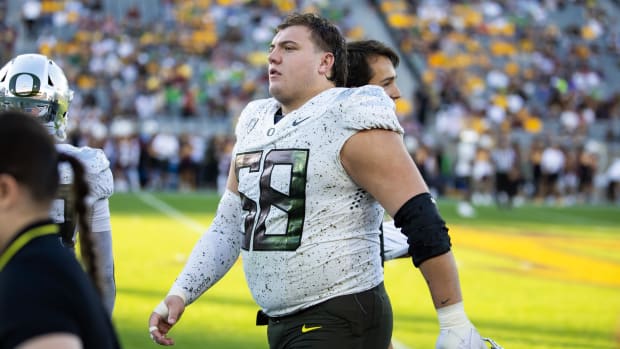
[148,295,185,346]
[435,321,487,349]
[435,302,501,349]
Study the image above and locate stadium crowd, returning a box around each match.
[374,0,620,206]
[1,0,620,206]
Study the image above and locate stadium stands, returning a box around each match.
[1,0,619,205]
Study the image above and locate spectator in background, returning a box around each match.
[529,138,546,201]
[471,147,495,206]
[0,12,17,65]
[560,148,580,206]
[21,0,41,38]
[576,144,598,204]
[453,129,478,217]
[178,133,203,192]
[216,136,234,195]
[110,119,141,192]
[491,136,518,208]
[147,131,180,190]
[0,111,120,349]
[540,140,566,204]
[606,155,620,204]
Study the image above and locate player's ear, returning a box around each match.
[318,52,335,77]
[0,174,20,210]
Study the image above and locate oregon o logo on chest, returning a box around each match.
[267,128,275,136]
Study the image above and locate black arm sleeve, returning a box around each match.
[393,192,451,267]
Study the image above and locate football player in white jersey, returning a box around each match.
[150,13,488,349]
[0,54,116,315]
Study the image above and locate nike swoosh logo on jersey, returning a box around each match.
[292,117,311,126]
[301,324,322,333]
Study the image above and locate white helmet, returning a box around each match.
[0,54,74,140]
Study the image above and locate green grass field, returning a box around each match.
[109,192,620,349]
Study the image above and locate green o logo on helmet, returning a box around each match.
[8,73,41,97]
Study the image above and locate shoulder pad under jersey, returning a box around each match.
[335,85,404,134]
[56,143,110,174]
[56,144,113,200]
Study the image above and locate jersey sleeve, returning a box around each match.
[234,100,257,139]
[59,145,114,200]
[86,166,114,201]
[337,85,404,134]
[382,220,409,260]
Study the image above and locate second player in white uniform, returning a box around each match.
[54,143,115,314]
[0,54,116,315]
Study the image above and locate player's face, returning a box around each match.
[268,25,329,112]
[367,55,401,100]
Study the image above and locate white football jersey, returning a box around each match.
[52,143,114,240]
[382,220,409,260]
[233,85,403,316]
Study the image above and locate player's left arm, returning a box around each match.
[78,150,116,315]
[341,128,490,349]
[82,197,115,315]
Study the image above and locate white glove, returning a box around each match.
[435,302,487,349]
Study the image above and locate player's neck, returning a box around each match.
[274,108,285,124]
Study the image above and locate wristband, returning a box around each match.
[153,300,169,318]
[168,284,188,305]
[437,301,470,328]
[153,285,189,318]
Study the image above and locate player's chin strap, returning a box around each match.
[482,337,504,349]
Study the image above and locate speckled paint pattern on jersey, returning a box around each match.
[172,191,244,304]
[233,85,403,316]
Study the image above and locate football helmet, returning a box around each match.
[0,53,74,140]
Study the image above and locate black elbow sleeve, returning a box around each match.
[393,193,451,267]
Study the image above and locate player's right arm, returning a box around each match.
[149,163,242,346]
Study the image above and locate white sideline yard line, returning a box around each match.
[136,192,413,349]
[136,192,206,234]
